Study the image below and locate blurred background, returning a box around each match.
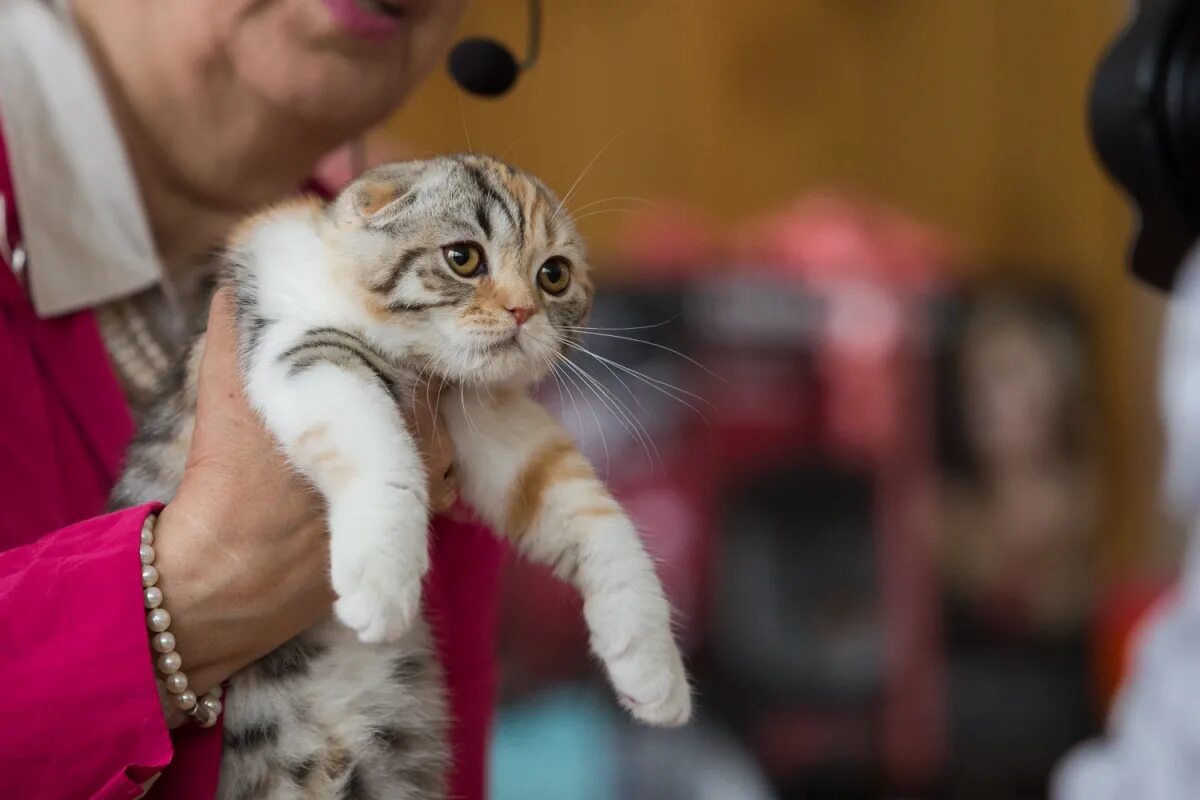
[367,2,1171,798]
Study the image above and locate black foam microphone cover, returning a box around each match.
[448,38,520,97]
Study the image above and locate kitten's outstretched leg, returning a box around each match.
[244,325,429,644]
[447,388,691,726]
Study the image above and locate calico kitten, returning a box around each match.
[111,154,691,800]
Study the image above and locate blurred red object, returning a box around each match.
[1092,579,1174,715]
[614,202,724,278]
[730,194,952,787]
[731,193,957,289]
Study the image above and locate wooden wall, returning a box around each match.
[381,1,1160,570]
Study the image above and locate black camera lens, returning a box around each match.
[1090,0,1200,289]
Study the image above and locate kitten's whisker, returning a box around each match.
[567,344,712,421]
[553,362,588,437]
[571,208,646,225]
[408,361,428,426]
[559,315,681,333]
[457,94,474,154]
[524,331,590,442]
[552,133,622,226]
[412,360,443,443]
[547,339,654,446]
[549,348,633,439]
[556,355,646,465]
[430,352,451,432]
[588,349,647,412]
[542,331,646,413]
[567,342,712,406]
[499,136,522,161]
[554,351,659,469]
[565,331,725,382]
[459,382,481,437]
[551,358,610,475]
[546,354,568,409]
[568,195,660,216]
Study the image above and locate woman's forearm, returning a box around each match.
[0,505,176,799]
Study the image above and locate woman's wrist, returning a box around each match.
[139,512,224,728]
[150,487,333,697]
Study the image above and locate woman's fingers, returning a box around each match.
[198,287,244,403]
[431,467,459,514]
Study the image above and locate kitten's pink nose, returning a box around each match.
[507,306,535,326]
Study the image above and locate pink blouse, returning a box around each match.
[0,126,503,799]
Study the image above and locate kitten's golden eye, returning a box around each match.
[537,257,572,295]
[442,242,485,277]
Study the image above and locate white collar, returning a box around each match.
[0,0,161,317]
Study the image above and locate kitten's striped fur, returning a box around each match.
[111,155,691,800]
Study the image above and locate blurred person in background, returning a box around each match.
[0,1,508,798]
[939,287,1098,640]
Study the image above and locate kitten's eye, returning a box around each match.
[537,257,572,295]
[442,242,485,277]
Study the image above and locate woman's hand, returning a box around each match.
[151,289,454,721]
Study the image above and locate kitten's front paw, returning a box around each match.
[604,633,692,727]
[333,574,423,644]
[329,500,430,644]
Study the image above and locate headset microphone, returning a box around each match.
[447,0,542,98]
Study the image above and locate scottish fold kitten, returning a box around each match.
[112,154,690,800]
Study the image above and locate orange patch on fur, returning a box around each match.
[557,463,595,482]
[576,504,621,519]
[294,424,356,489]
[506,437,592,539]
[495,167,534,233]
[360,291,393,324]
[530,192,551,238]
[474,279,503,305]
[357,182,399,217]
[296,423,330,450]
[460,279,503,320]
[329,263,392,324]
[226,195,323,248]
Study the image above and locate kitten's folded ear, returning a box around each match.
[333,162,426,227]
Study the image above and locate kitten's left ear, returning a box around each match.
[333,162,426,227]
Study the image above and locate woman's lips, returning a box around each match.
[320,0,411,41]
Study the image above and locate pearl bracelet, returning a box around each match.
[140,513,223,728]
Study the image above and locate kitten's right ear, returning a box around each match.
[333,162,425,227]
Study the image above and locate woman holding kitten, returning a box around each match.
[0,0,499,797]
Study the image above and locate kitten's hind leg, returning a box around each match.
[446,389,691,726]
[246,326,429,644]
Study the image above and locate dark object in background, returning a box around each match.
[446,0,541,97]
[933,281,1099,797]
[714,463,881,704]
[1089,0,1200,289]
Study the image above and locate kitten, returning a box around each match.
[111,154,691,800]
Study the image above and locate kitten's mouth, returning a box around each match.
[476,331,521,353]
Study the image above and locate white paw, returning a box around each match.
[333,571,423,644]
[329,498,429,644]
[601,631,692,727]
